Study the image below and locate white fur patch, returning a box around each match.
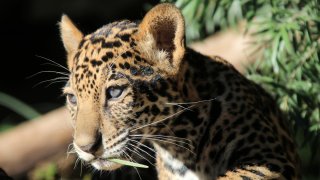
[136,33,169,63]
[155,144,199,180]
[73,143,95,161]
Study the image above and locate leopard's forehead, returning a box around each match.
[69,20,154,99]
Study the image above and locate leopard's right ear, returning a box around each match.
[59,15,83,69]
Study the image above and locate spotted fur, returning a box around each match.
[60,3,300,180]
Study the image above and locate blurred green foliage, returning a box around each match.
[32,163,57,180]
[0,92,41,132]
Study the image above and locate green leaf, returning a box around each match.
[271,34,281,73]
[280,27,295,54]
[0,92,41,120]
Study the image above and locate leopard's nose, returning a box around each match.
[77,133,102,153]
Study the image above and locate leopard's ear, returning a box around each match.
[59,15,83,69]
[136,3,185,76]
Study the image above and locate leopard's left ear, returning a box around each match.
[136,3,185,76]
[59,15,83,69]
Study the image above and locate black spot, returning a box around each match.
[130,41,137,47]
[212,129,223,144]
[247,132,257,142]
[125,51,132,57]
[102,52,114,62]
[130,66,139,75]
[252,120,261,131]
[226,131,236,143]
[90,59,102,67]
[110,63,117,70]
[119,63,125,69]
[153,78,169,97]
[91,38,104,44]
[231,102,238,109]
[133,80,149,93]
[135,55,142,62]
[266,163,281,172]
[274,145,283,152]
[151,105,160,116]
[135,106,150,118]
[121,51,131,59]
[246,110,254,119]
[247,169,265,177]
[113,41,122,47]
[213,81,225,96]
[124,62,131,69]
[146,92,158,102]
[231,116,244,128]
[240,175,251,180]
[78,39,85,49]
[225,92,233,101]
[259,135,266,143]
[102,41,122,48]
[190,130,197,136]
[240,126,249,135]
[175,129,188,138]
[265,153,276,159]
[177,109,202,127]
[277,156,288,163]
[267,136,276,143]
[118,34,130,41]
[74,51,81,61]
[161,107,170,115]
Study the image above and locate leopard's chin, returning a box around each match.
[91,158,123,170]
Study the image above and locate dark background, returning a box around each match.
[0,0,158,117]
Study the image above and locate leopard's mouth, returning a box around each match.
[73,130,134,170]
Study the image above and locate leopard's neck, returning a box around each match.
[149,49,226,177]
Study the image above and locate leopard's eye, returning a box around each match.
[66,94,77,105]
[107,86,125,99]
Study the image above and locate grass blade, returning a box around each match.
[107,158,149,169]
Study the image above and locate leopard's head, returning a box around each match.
[60,3,187,170]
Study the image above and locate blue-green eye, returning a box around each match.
[67,94,77,105]
[107,86,125,99]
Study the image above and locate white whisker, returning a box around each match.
[74,157,81,170]
[28,70,69,79]
[129,139,157,154]
[170,104,194,112]
[142,137,195,155]
[130,105,195,132]
[131,136,194,148]
[128,142,156,162]
[125,145,155,167]
[33,77,69,87]
[36,55,69,72]
[130,134,192,143]
[166,98,217,105]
